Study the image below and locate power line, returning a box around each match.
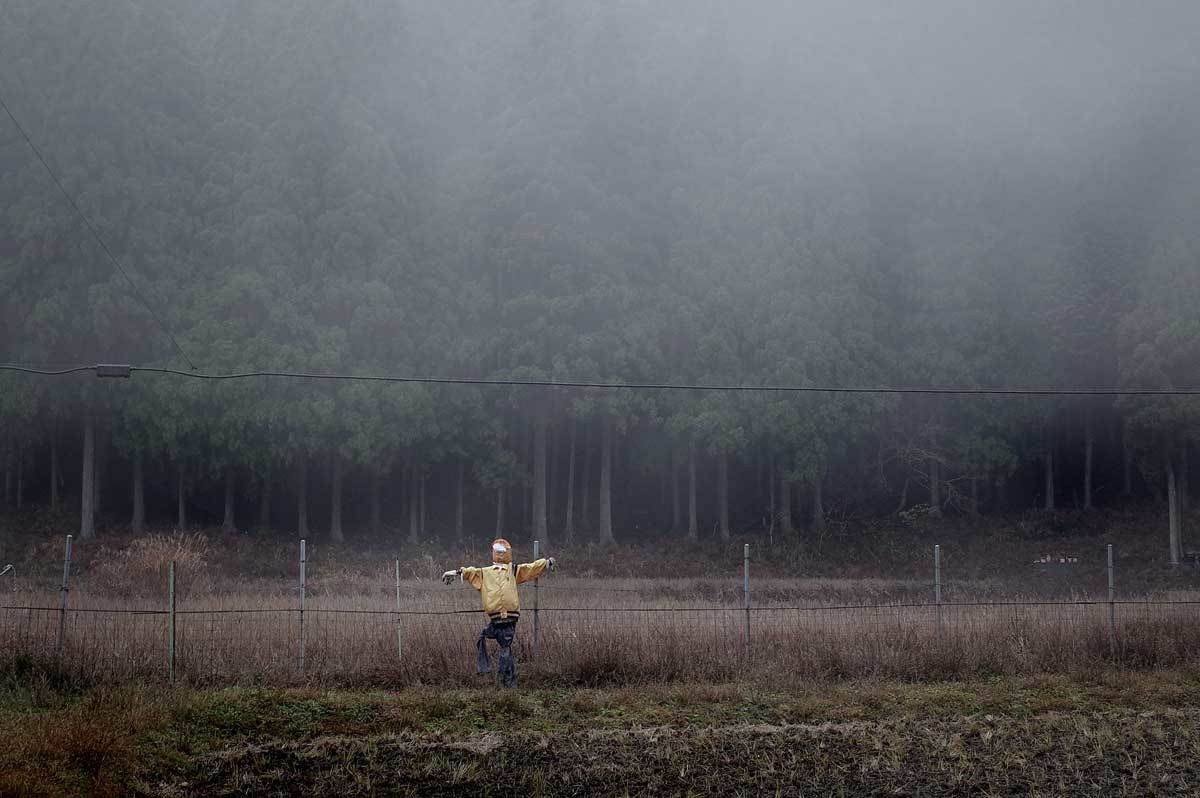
[0,365,96,377]
[0,88,198,370]
[0,362,1197,396]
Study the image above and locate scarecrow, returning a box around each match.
[442,538,555,687]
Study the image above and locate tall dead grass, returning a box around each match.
[4,588,1200,687]
[3,532,1200,687]
[91,532,212,598]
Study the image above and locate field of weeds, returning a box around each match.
[4,524,1200,795]
[4,528,1200,686]
[3,668,1200,796]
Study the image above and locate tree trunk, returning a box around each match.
[780,474,794,537]
[14,445,23,511]
[970,475,980,517]
[495,486,505,535]
[176,465,187,530]
[671,452,681,535]
[756,453,764,519]
[811,478,826,531]
[522,421,531,536]
[581,425,592,534]
[565,417,577,544]
[534,412,548,545]
[419,469,427,537]
[687,442,698,541]
[1121,419,1134,497]
[717,447,730,541]
[370,469,382,536]
[1167,450,1181,566]
[1084,412,1095,511]
[929,457,941,515]
[50,423,60,511]
[2,445,9,507]
[455,460,465,543]
[222,467,236,534]
[621,429,634,532]
[660,463,669,533]
[598,415,614,543]
[548,423,560,530]
[131,449,145,535]
[894,477,911,514]
[1181,440,1191,516]
[79,416,96,539]
[768,455,776,540]
[259,475,272,531]
[93,430,104,519]
[408,465,419,544]
[330,455,344,543]
[1044,448,1056,511]
[297,459,309,539]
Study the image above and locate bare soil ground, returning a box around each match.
[4,669,1200,797]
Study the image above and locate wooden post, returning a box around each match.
[934,544,943,632]
[56,534,72,658]
[168,560,176,684]
[743,543,751,662]
[400,556,410,662]
[532,539,541,658]
[1107,544,1116,658]
[299,539,306,673]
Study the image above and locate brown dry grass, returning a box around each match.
[0,686,180,798]
[90,532,212,598]
[4,579,1200,687]
[3,530,1200,687]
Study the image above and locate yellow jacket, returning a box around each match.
[461,560,549,621]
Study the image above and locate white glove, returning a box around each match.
[441,569,460,585]
[547,557,556,572]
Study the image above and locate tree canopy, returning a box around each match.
[2,0,1199,556]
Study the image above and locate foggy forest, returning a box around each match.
[3,0,1200,560]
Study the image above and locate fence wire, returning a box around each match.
[4,597,1200,686]
[4,542,1200,686]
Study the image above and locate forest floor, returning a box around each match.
[3,666,1200,797]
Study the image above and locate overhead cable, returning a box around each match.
[0,362,1197,396]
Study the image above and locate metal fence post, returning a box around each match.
[934,544,943,633]
[56,534,72,658]
[743,543,751,662]
[168,560,176,684]
[400,554,410,657]
[1107,544,1116,658]
[299,538,306,673]
[532,539,540,659]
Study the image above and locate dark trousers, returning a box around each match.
[477,618,518,687]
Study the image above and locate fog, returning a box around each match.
[1,1,1199,552]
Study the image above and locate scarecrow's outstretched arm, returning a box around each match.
[515,557,555,584]
[443,566,485,589]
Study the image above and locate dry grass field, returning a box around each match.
[4,524,1200,795]
[4,528,1200,686]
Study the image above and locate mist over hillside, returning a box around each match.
[2,1,1200,557]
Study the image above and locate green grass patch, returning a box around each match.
[4,668,1200,796]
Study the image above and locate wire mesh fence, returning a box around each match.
[3,538,1200,686]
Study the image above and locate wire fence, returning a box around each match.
[3,538,1200,686]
